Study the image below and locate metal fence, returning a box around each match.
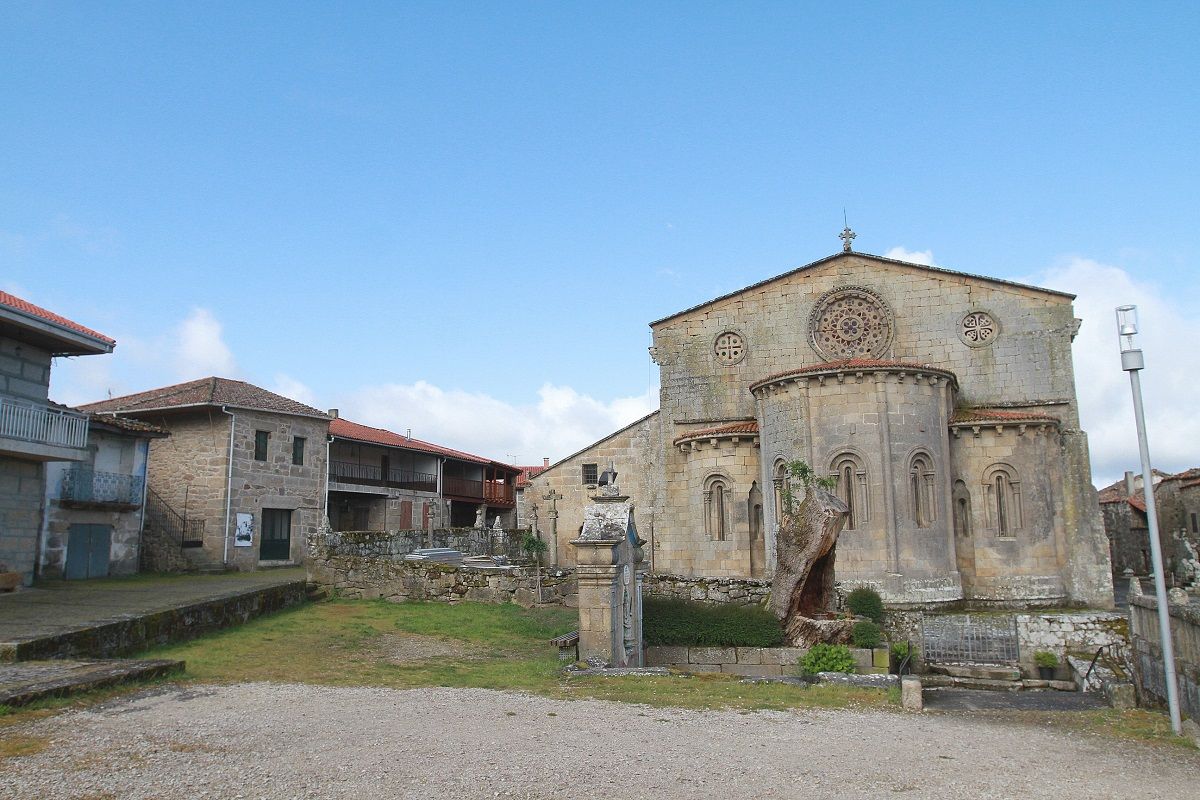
[60,467,145,505]
[922,614,1020,664]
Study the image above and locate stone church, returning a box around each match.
[528,236,1114,609]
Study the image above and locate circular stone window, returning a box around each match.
[714,331,747,365]
[959,310,999,347]
[808,286,894,360]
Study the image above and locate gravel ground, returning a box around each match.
[2,682,1196,800]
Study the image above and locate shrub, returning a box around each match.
[1034,650,1059,669]
[850,620,882,649]
[799,643,856,676]
[845,587,884,622]
[890,641,912,661]
[520,531,548,561]
[641,598,784,647]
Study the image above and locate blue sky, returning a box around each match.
[2,2,1198,484]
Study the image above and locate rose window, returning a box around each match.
[809,287,894,360]
[714,331,746,365]
[960,311,998,347]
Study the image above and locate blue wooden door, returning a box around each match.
[65,524,112,579]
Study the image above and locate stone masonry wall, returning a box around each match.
[0,456,44,585]
[643,572,770,606]
[0,337,51,403]
[1128,596,1200,719]
[524,412,663,570]
[1014,611,1130,675]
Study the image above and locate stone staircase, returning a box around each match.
[924,663,1077,692]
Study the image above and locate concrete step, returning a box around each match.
[930,663,1021,682]
[921,673,1024,692]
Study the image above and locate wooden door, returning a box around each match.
[65,524,111,580]
[259,509,292,561]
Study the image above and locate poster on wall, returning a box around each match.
[234,512,254,547]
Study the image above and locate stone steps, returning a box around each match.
[929,663,1021,682]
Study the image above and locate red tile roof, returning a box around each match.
[79,377,329,419]
[751,359,956,390]
[515,465,547,488]
[86,413,169,436]
[1160,467,1200,484]
[674,420,759,445]
[330,417,518,472]
[0,290,115,346]
[951,408,1060,425]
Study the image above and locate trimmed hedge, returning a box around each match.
[799,643,856,676]
[642,597,785,647]
[846,587,884,622]
[851,620,882,649]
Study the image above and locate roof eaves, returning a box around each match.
[648,251,1075,328]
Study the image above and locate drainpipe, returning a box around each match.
[323,433,332,527]
[221,406,236,566]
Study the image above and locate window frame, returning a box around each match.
[292,436,306,466]
[581,463,598,485]
[254,430,269,461]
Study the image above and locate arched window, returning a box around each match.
[704,476,729,541]
[772,460,788,525]
[829,453,869,530]
[952,480,972,539]
[983,464,1022,537]
[908,453,936,528]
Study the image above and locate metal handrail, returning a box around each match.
[0,395,88,449]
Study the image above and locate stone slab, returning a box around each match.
[0,658,184,707]
[689,647,735,664]
[735,647,762,665]
[643,646,689,666]
[759,647,807,666]
[720,663,782,677]
[931,663,1022,682]
[901,676,923,711]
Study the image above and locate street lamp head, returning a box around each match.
[1116,305,1139,355]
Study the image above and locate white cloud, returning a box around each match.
[50,307,239,405]
[339,381,656,465]
[884,246,938,266]
[174,308,236,379]
[270,374,318,408]
[1031,257,1200,487]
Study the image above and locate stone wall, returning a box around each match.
[0,456,44,585]
[309,556,576,607]
[1014,611,1130,674]
[0,337,51,403]
[643,572,770,606]
[524,412,663,570]
[644,644,887,676]
[142,408,328,570]
[321,528,526,561]
[1128,595,1200,720]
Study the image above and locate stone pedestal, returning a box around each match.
[571,490,644,668]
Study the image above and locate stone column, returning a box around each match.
[570,483,644,668]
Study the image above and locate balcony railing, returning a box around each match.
[0,396,89,450]
[443,475,515,505]
[60,467,145,506]
[330,460,438,493]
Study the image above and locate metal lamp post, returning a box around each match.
[1116,304,1182,735]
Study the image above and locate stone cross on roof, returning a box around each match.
[840,226,856,252]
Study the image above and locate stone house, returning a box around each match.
[327,415,520,531]
[81,377,331,571]
[39,413,167,579]
[1101,467,1200,584]
[0,291,115,586]
[527,242,1114,609]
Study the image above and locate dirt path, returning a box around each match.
[1,683,1195,799]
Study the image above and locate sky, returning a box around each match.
[2,2,1197,487]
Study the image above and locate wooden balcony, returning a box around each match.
[442,475,516,506]
[329,460,438,493]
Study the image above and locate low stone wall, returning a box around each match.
[643,573,771,606]
[644,645,887,676]
[1128,596,1200,720]
[321,528,526,561]
[1014,611,1130,674]
[310,555,576,607]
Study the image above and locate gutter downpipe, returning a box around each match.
[323,434,332,527]
[221,406,236,567]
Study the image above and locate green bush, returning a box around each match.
[1034,650,1059,668]
[890,641,912,661]
[799,643,856,676]
[850,620,882,649]
[641,598,784,647]
[845,587,884,622]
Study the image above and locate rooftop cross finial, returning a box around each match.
[839,225,856,252]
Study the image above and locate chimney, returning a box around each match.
[1124,471,1137,497]
[327,408,339,419]
[406,428,412,440]
[543,457,550,468]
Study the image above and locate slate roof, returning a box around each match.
[649,251,1075,328]
[79,377,330,419]
[674,421,759,445]
[329,417,518,472]
[0,290,115,353]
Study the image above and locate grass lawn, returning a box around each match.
[133,598,896,712]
